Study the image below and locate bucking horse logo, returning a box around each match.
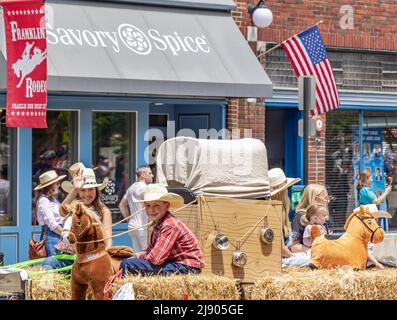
[12,42,46,88]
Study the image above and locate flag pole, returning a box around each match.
[257,20,324,59]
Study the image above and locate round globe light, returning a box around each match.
[252,7,273,28]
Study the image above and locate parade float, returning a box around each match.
[2,137,397,300]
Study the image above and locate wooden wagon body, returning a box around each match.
[176,196,282,283]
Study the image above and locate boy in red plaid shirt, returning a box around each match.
[120,184,205,276]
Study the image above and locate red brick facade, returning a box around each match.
[229,0,396,184]
[236,0,397,51]
[228,3,266,143]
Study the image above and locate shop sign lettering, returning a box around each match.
[46,23,210,56]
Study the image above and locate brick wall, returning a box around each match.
[237,0,397,51]
[226,98,265,141]
[228,2,266,142]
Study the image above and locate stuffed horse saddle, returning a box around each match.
[107,246,135,273]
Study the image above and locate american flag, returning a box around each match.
[281,26,340,115]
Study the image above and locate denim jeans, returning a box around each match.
[120,257,201,277]
[41,225,62,257]
[41,256,74,274]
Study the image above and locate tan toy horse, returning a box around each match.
[63,202,134,300]
[310,204,389,270]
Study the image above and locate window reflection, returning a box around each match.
[93,112,135,223]
[32,111,77,224]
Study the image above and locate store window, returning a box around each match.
[32,111,78,224]
[0,112,16,226]
[92,112,136,223]
[325,110,360,232]
[363,111,397,230]
[326,109,397,232]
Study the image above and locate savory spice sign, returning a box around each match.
[1,0,47,128]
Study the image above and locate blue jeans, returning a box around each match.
[41,256,74,274]
[41,226,62,257]
[120,258,201,277]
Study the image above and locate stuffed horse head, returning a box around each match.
[61,202,105,250]
[344,205,385,244]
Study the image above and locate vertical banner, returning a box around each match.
[1,0,47,128]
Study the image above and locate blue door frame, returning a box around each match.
[266,103,304,183]
[0,94,226,264]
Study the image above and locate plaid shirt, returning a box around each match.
[144,211,205,269]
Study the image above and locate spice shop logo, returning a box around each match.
[103,180,116,196]
[46,21,211,56]
[118,24,152,55]
[102,179,118,206]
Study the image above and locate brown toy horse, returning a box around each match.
[310,205,386,270]
[63,202,134,300]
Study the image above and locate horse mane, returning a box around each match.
[71,200,105,237]
[343,212,356,231]
[344,207,374,231]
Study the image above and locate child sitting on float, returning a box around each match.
[301,204,329,248]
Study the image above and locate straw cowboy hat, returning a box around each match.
[61,167,108,193]
[34,170,66,191]
[68,162,85,178]
[268,168,301,196]
[354,204,392,219]
[135,183,184,209]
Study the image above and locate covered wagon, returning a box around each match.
[156,137,282,283]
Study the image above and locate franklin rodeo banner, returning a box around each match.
[1,0,47,128]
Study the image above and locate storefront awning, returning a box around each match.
[0,0,273,98]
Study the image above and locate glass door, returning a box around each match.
[31,110,78,225]
[92,112,136,223]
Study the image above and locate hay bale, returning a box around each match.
[28,266,239,300]
[249,267,397,300]
[110,274,240,300]
[23,266,71,300]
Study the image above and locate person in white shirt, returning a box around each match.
[33,170,66,256]
[119,166,153,252]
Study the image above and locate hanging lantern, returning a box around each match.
[260,216,274,244]
[232,241,247,268]
[209,232,229,251]
[232,250,248,268]
[213,233,230,251]
[260,227,274,244]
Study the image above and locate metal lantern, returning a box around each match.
[260,227,274,244]
[212,232,230,251]
[232,250,248,268]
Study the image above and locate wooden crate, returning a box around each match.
[176,196,282,283]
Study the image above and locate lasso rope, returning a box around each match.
[103,207,146,231]
[199,195,219,231]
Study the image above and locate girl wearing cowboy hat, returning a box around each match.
[34,170,66,256]
[60,163,112,249]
